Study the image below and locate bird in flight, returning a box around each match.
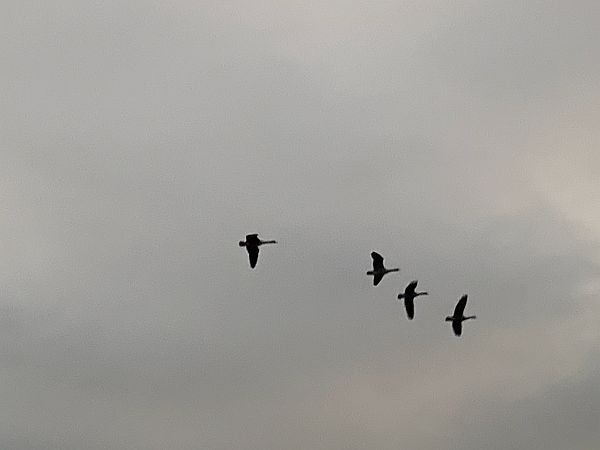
[366,251,399,286]
[398,280,428,320]
[238,234,277,268]
[445,295,476,336]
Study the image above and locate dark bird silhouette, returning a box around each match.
[445,295,476,336]
[397,280,428,320]
[238,234,277,268]
[366,251,399,286]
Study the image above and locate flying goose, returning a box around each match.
[366,251,399,286]
[397,280,428,320]
[446,295,476,336]
[238,234,277,268]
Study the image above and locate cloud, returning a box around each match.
[1,1,599,449]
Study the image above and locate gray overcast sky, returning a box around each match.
[2,1,600,449]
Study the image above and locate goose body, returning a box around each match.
[397,280,428,320]
[239,234,277,268]
[445,295,476,336]
[366,252,399,286]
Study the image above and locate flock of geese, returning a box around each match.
[239,233,476,337]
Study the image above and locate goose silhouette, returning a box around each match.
[238,234,277,268]
[446,295,476,336]
[366,251,399,286]
[397,280,428,320]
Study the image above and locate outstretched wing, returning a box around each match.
[371,252,384,270]
[404,298,414,320]
[452,320,462,336]
[406,280,418,295]
[246,234,259,246]
[454,295,468,317]
[247,246,259,268]
[373,273,384,286]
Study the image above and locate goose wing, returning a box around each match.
[404,298,414,320]
[371,252,385,270]
[406,280,418,295]
[373,273,384,286]
[246,234,260,246]
[247,246,259,268]
[454,295,468,317]
[452,319,462,336]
